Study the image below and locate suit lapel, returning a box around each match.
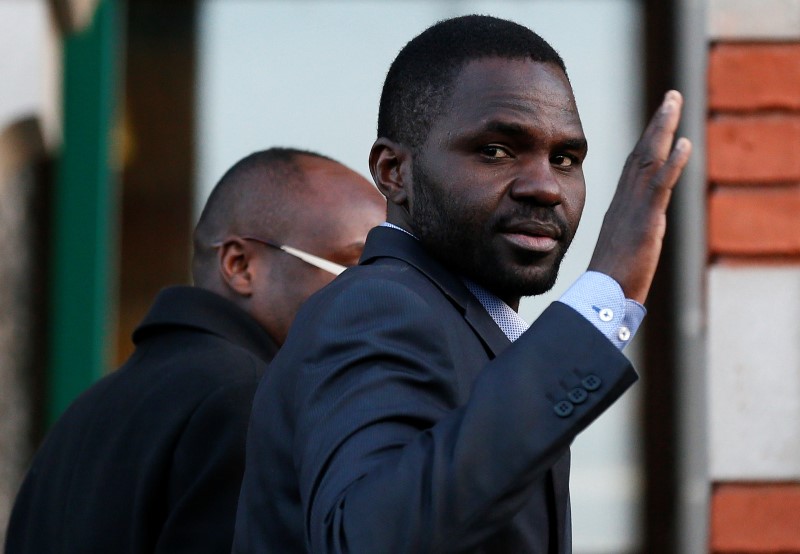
[360,227,511,358]
[461,297,513,358]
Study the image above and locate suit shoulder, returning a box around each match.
[276,262,463,388]
[303,261,449,318]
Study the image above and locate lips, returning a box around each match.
[499,221,563,253]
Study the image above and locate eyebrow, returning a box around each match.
[560,137,589,153]
[481,120,530,138]
[477,121,588,152]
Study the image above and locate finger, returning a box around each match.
[637,90,684,162]
[650,137,692,206]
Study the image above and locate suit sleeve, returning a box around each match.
[154,373,258,553]
[292,277,637,553]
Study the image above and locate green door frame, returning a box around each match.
[47,0,121,426]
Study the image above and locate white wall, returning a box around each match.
[708,266,800,480]
[0,2,49,133]
[197,2,645,551]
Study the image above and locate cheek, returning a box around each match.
[414,162,503,234]
[564,181,586,230]
[296,272,337,306]
[449,185,504,226]
[265,262,324,306]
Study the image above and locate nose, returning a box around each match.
[508,159,563,206]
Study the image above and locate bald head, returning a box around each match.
[193,148,326,285]
[192,147,386,343]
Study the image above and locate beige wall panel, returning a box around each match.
[708,265,800,480]
[709,0,800,40]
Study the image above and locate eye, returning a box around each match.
[480,145,511,159]
[552,154,575,168]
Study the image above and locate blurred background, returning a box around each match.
[1,1,798,553]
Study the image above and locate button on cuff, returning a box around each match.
[567,387,588,404]
[554,400,575,417]
[581,374,602,391]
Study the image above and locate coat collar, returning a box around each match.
[360,226,511,357]
[133,286,279,364]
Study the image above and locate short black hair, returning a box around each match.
[192,147,333,285]
[377,14,567,150]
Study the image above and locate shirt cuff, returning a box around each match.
[556,271,646,350]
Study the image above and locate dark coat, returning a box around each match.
[6,286,277,553]
[233,227,637,553]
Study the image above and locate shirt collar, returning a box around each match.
[380,221,416,238]
[461,280,529,342]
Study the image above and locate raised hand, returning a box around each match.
[588,90,693,304]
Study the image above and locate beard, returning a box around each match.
[409,161,574,301]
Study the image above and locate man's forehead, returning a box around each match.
[450,57,575,105]
[433,58,582,133]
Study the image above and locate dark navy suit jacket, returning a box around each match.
[234,227,637,553]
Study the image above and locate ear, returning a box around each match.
[369,137,414,210]
[217,238,255,297]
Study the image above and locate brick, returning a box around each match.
[707,115,800,183]
[709,0,800,40]
[709,186,800,255]
[711,484,800,552]
[709,44,800,111]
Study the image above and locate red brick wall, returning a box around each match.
[711,484,800,553]
[706,42,800,553]
[707,43,800,261]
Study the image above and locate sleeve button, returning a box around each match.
[598,308,614,322]
[581,374,602,391]
[554,400,575,417]
[568,387,588,404]
[618,326,631,341]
